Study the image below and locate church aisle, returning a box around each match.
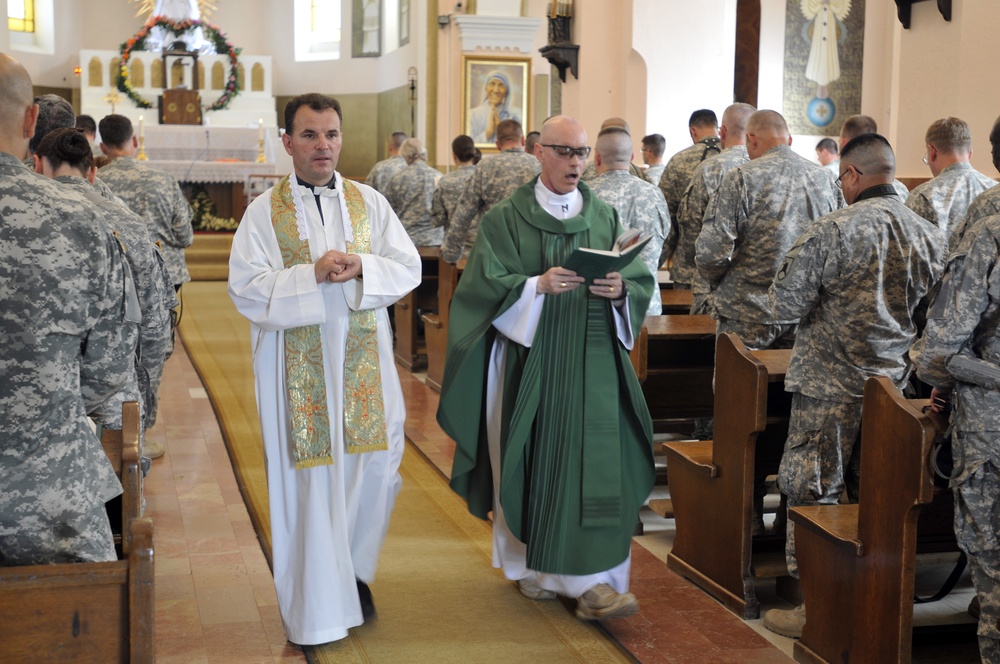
[144,343,306,663]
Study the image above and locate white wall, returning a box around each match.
[633,0,737,160]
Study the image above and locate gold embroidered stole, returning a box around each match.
[340,179,389,454]
[270,176,387,470]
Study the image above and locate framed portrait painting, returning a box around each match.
[462,56,531,149]
[352,0,381,58]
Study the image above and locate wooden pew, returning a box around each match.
[790,377,950,664]
[0,517,155,663]
[664,332,793,619]
[660,288,693,314]
[394,246,439,371]
[637,314,717,433]
[422,257,465,393]
[100,401,142,556]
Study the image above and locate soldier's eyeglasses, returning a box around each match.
[541,144,592,159]
[835,167,863,189]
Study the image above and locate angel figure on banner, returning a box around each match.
[131,0,218,53]
[800,0,851,128]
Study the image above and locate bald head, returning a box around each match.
[746,110,791,159]
[720,103,755,149]
[0,53,37,159]
[595,127,633,173]
[537,115,588,195]
[839,133,895,204]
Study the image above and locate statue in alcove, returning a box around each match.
[547,0,573,45]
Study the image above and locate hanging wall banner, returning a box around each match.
[782,0,866,135]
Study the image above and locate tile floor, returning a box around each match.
[149,338,982,662]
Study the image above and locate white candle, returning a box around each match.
[258,118,264,142]
[138,115,144,139]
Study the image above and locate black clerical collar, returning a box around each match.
[297,174,337,191]
[854,184,898,203]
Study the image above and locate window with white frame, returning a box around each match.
[7,0,34,32]
[295,0,341,61]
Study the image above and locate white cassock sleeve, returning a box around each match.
[493,276,635,349]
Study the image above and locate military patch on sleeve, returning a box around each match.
[775,242,804,283]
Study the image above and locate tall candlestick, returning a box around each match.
[138,114,144,139]
[258,118,264,142]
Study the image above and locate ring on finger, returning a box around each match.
[560,281,567,288]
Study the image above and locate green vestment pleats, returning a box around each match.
[437,179,656,575]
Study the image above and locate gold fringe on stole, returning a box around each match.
[342,180,389,454]
[271,177,334,469]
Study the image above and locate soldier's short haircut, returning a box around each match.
[840,115,878,142]
[34,126,93,173]
[75,114,97,135]
[689,109,718,129]
[495,118,524,144]
[524,130,541,155]
[747,109,789,137]
[283,93,342,134]
[721,103,756,134]
[30,94,75,154]
[98,114,134,148]
[641,133,666,158]
[925,117,973,154]
[816,137,839,155]
[841,132,895,177]
[596,127,632,165]
[399,137,427,164]
[389,131,408,149]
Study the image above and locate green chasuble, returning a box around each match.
[437,178,656,576]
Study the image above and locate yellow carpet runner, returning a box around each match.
[178,281,631,663]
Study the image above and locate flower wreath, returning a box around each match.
[117,16,242,112]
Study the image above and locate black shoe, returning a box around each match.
[357,580,376,620]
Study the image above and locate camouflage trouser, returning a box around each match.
[716,317,796,350]
[953,455,1000,661]
[778,393,863,578]
[0,502,116,566]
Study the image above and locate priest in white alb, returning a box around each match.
[228,93,420,646]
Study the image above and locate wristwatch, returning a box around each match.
[613,283,629,302]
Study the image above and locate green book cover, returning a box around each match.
[562,232,651,284]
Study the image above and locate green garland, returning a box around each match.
[117,16,242,112]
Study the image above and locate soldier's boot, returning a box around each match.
[763,603,806,639]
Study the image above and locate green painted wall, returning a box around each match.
[277,85,410,181]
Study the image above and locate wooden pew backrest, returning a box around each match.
[0,517,154,664]
[100,401,142,556]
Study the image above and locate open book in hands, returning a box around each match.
[562,228,652,284]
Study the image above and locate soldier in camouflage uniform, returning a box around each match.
[578,118,651,184]
[912,212,1000,663]
[906,117,996,251]
[763,134,944,638]
[588,127,669,316]
[365,131,407,195]
[35,127,174,433]
[696,110,844,350]
[948,114,1000,251]
[839,115,910,202]
[431,134,479,235]
[658,109,721,263]
[440,119,539,263]
[385,137,443,247]
[673,103,755,311]
[98,114,194,290]
[641,133,666,186]
[0,54,138,565]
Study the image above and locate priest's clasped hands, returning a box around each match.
[314,250,363,284]
[537,266,624,299]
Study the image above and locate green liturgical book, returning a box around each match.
[562,228,651,284]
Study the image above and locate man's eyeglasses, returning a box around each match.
[834,167,863,189]
[541,144,592,159]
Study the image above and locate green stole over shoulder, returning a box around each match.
[271,175,388,469]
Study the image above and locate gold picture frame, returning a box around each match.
[462,55,532,150]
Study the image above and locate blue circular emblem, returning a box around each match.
[807,97,836,128]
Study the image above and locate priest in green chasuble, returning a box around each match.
[437,115,656,619]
